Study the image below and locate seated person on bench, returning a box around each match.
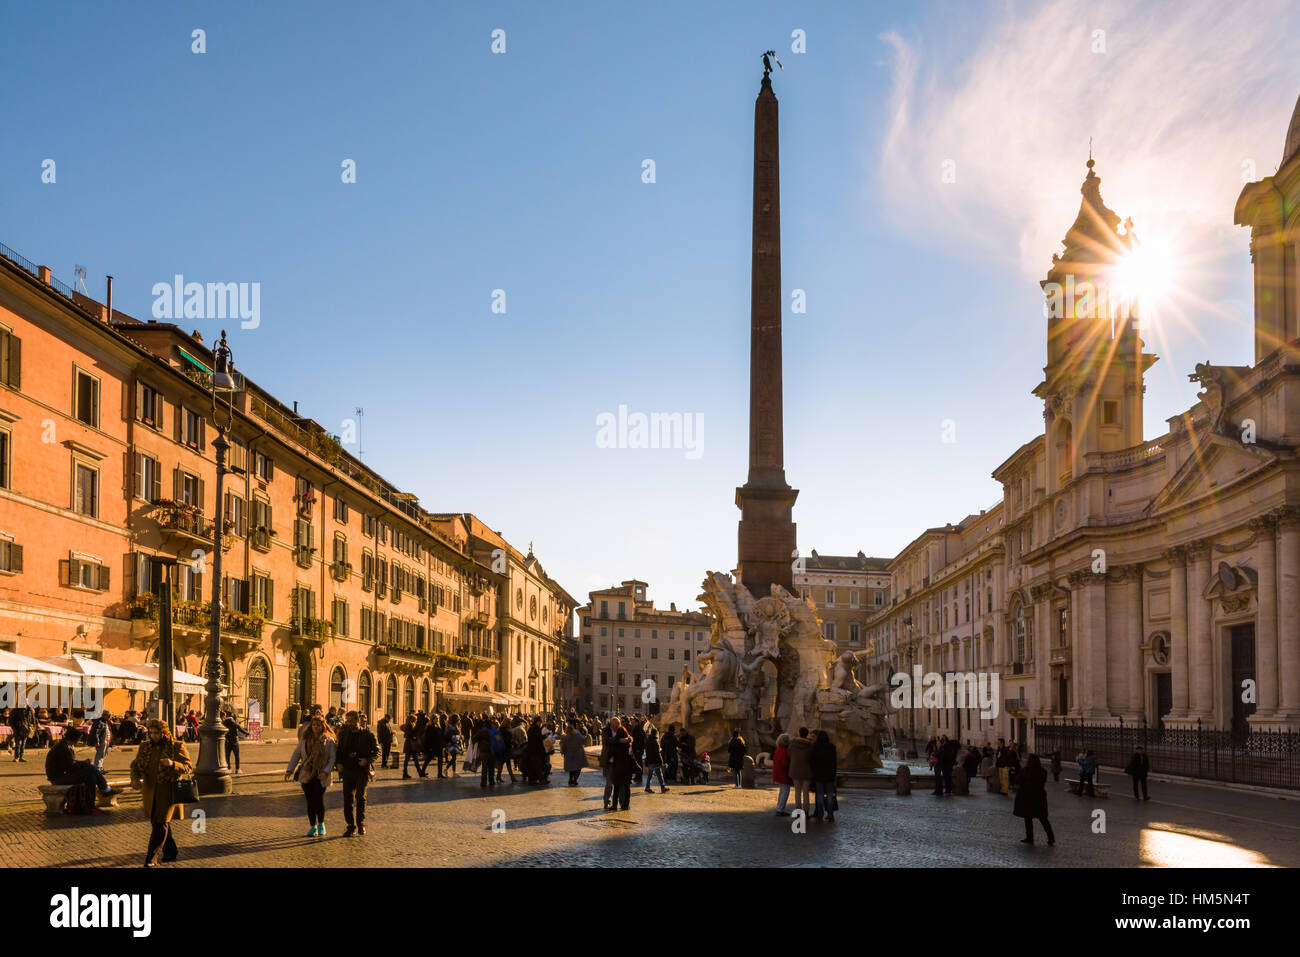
[45,729,114,797]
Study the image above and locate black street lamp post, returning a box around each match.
[196,331,238,796]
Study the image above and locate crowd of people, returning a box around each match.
[20,695,1161,860]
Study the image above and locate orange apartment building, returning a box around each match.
[0,241,569,729]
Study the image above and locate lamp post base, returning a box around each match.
[195,723,234,796]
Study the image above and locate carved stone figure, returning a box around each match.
[1189,361,1227,435]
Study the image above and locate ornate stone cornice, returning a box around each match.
[1066,568,1104,587]
[1029,583,1055,601]
[1243,515,1276,542]
[1107,563,1141,583]
[1275,505,1300,530]
[1163,545,1187,565]
[1185,539,1212,561]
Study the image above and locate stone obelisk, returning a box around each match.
[735,62,798,601]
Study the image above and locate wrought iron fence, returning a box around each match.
[1032,719,1300,790]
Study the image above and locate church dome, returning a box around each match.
[1285,91,1300,166]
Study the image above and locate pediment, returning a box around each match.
[1149,439,1272,515]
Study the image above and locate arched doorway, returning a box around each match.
[384,675,398,720]
[403,676,415,719]
[358,669,372,722]
[247,657,270,723]
[289,651,311,709]
[330,666,347,711]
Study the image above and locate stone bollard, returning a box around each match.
[895,764,912,795]
[741,755,756,789]
[952,766,969,795]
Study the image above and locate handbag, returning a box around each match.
[173,775,200,803]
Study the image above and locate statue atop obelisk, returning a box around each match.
[735,53,798,601]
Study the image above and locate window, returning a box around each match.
[182,407,205,448]
[178,471,203,509]
[825,587,836,605]
[1057,607,1069,647]
[0,429,8,489]
[226,576,251,614]
[247,658,269,717]
[133,453,162,503]
[875,592,883,606]
[0,326,20,390]
[224,493,246,536]
[668,648,675,660]
[600,644,607,656]
[74,369,100,427]
[73,463,98,518]
[850,589,860,608]
[333,497,348,523]
[137,382,164,429]
[634,646,641,658]
[600,600,608,618]
[254,451,273,482]
[849,623,860,644]
[253,573,274,617]
[1102,400,1120,426]
[0,536,22,573]
[333,598,350,637]
[61,554,109,590]
[650,646,658,659]
[179,564,202,601]
[824,622,837,642]
[684,650,691,661]
[600,671,607,685]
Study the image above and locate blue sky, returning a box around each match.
[4,0,1299,612]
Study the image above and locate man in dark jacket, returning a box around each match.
[336,711,378,836]
[1076,749,1098,797]
[45,729,112,797]
[661,725,679,782]
[1125,746,1151,800]
[423,718,446,778]
[10,704,35,762]
[629,717,647,785]
[376,714,393,768]
[604,719,634,811]
[221,711,249,773]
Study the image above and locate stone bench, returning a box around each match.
[1064,778,1109,798]
[37,779,131,817]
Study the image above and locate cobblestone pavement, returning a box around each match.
[0,743,1296,867]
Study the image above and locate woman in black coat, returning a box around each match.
[525,718,547,785]
[1013,753,1055,845]
[727,730,747,788]
[809,731,838,822]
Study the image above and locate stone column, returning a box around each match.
[1119,564,1144,721]
[1250,515,1279,721]
[1165,546,1189,718]
[1186,540,1214,721]
[1033,589,1051,717]
[1277,508,1300,721]
[1076,570,1110,718]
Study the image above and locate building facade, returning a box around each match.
[576,580,712,716]
[862,99,1300,753]
[794,550,890,650]
[0,243,575,729]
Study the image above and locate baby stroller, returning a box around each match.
[680,752,710,785]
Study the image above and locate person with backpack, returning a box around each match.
[85,711,112,771]
[222,710,249,773]
[336,710,378,836]
[130,719,193,865]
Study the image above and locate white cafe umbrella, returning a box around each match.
[117,662,209,693]
[39,655,157,692]
[0,649,82,687]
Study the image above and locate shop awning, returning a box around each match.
[39,655,156,692]
[440,690,497,705]
[117,663,209,692]
[0,650,82,687]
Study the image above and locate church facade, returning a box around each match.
[865,97,1300,751]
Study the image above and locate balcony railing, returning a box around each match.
[330,560,353,582]
[1049,647,1071,665]
[251,527,273,551]
[157,505,211,542]
[133,598,265,641]
[294,545,316,567]
[466,611,490,629]
[435,652,472,675]
[290,615,333,646]
[1005,697,1028,713]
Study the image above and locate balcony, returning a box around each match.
[1005,697,1029,714]
[466,611,490,630]
[458,642,498,666]
[130,597,265,655]
[1011,661,1026,675]
[330,560,352,582]
[294,545,316,568]
[156,504,211,545]
[290,615,333,649]
[1049,647,1071,665]
[250,527,273,552]
[375,640,435,670]
[434,651,472,676]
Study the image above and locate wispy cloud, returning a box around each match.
[879,0,1300,279]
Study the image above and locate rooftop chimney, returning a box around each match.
[106,275,113,323]
[38,265,51,284]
